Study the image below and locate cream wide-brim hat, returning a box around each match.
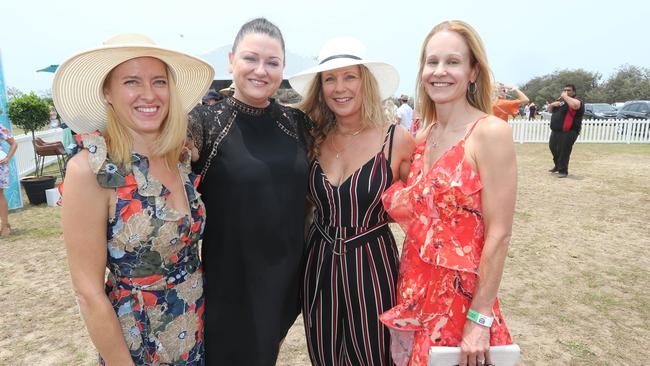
[288,37,399,101]
[53,33,214,133]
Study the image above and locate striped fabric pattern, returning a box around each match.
[303,125,399,366]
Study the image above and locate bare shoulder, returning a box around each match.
[65,150,94,177]
[473,116,513,143]
[64,150,103,192]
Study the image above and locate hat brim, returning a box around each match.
[289,58,399,101]
[53,44,214,134]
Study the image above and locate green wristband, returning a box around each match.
[467,309,493,327]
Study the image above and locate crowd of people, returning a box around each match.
[47,17,543,366]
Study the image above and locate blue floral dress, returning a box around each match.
[0,126,13,188]
[79,134,206,365]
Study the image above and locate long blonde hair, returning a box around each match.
[416,20,494,127]
[297,65,386,157]
[103,66,186,169]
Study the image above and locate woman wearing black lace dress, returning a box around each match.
[187,18,312,366]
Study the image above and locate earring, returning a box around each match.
[468,81,477,94]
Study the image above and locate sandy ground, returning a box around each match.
[1,144,649,365]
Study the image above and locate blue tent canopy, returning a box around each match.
[36,65,58,73]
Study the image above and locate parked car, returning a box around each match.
[616,101,650,119]
[584,103,618,120]
[616,101,650,138]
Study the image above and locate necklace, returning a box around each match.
[330,128,364,159]
[336,126,364,136]
[427,124,439,148]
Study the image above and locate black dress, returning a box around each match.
[188,97,312,365]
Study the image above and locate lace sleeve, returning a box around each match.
[187,105,205,158]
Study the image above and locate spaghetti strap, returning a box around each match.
[463,114,488,140]
[384,124,396,163]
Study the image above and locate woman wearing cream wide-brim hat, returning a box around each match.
[289,36,415,366]
[55,33,213,365]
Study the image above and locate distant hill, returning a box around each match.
[200,45,316,80]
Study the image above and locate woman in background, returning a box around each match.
[0,125,17,237]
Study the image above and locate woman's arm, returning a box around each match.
[391,125,416,182]
[460,117,517,364]
[62,152,135,366]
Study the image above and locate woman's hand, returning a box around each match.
[459,320,491,366]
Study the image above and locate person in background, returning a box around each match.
[205,90,221,105]
[492,82,529,122]
[528,102,537,120]
[0,125,17,237]
[219,82,235,98]
[384,98,398,124]
[380,20,516,366]
[290,36,415,366]
[187,18,313,366]
[56,33,213,365]
[547,84,584,178]
[396,94,414,132]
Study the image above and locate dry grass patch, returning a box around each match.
[1,144,649,365]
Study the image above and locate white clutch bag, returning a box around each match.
[428,344,520,366]
[0,150,6,161]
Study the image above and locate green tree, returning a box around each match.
[522,69,601,107]
[601,65,650,103]
[7,93,51,167]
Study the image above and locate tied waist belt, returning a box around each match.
[308,221,389,325]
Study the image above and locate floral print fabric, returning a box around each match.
[0,126,12,188]
[379,119,512,366]
[79,134,206,365]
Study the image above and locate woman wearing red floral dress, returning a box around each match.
[380,20,517,366]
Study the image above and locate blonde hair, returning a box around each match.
[103,66,186,169]
[416,20,494,127]
[384,99,397,124]
[297,65,386,157]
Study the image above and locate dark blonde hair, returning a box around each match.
[103,64,186,169]
[416,20,494,127]
[297,65,386,157]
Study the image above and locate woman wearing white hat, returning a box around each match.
[289,37,415,366]
[55,34,213,365]
[187,18,313,365]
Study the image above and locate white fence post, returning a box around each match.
[508,119,650,144]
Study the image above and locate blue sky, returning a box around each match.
[1,0,646,97]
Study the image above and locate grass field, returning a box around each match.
[1,143,649,365]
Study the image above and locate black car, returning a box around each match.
[616,101,650,119]
[584,103,618,120]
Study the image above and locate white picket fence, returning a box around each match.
[510,119,650,144]
[10,119,650,178]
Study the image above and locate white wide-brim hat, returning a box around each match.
[53,33,215,133]
[289,37,399,100]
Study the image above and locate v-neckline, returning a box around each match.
[135,154,192,218]
[317,151,383,189]
[421,116,485,173]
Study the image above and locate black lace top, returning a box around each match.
[188,97,312,179]
[187,96,313,364]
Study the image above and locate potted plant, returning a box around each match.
[7,93,56,204]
